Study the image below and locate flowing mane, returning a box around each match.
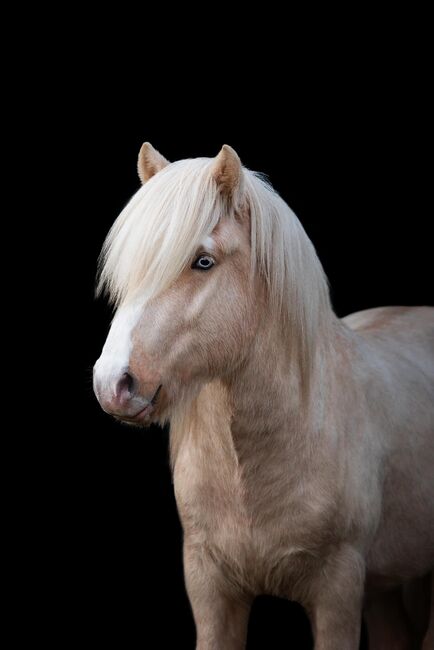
[98,157,331,384]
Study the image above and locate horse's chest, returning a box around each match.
[174,463,332,596]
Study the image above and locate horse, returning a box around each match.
[93,143,434,649]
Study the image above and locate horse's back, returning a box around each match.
[343,305,434,337]
[343,306,434,375]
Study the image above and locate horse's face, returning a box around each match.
[94,145,262,426]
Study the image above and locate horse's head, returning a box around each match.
[93,144,263,426]
[94,143,330,425]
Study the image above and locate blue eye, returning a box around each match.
[192,255,215,271]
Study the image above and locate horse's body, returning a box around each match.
[94,144,434,649]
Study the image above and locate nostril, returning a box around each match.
[124,372,134,394]
[115,372,135,401]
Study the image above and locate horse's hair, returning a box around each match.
[97,158,331,386]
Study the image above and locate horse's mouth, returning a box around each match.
[115,385,163,425]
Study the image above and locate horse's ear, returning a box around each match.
[211,145,243,197]
[137,142,170,184]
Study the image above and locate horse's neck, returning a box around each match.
[171,311,346,493]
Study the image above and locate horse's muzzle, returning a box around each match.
[93,367,161,423]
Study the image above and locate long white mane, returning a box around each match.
[98,157,331,383]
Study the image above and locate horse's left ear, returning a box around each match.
[211,145,243,197]
[137,142,170,184]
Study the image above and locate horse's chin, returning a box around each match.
[114,407,168,428]
[114,414,156,428]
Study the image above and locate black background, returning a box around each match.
[36,35,432,648]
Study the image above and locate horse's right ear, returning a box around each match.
[211,144,243,197]
[137,142,170,184]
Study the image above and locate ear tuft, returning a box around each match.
[211,144,242,196]
[137,142,169,184]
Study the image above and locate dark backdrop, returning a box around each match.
[53,67,432,649]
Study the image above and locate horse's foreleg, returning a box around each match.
[184,545,251,650]
[308,545,365,650]
[422,572,434,650]
[364,588,413,650]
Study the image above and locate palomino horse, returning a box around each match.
[94,143,434,649]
